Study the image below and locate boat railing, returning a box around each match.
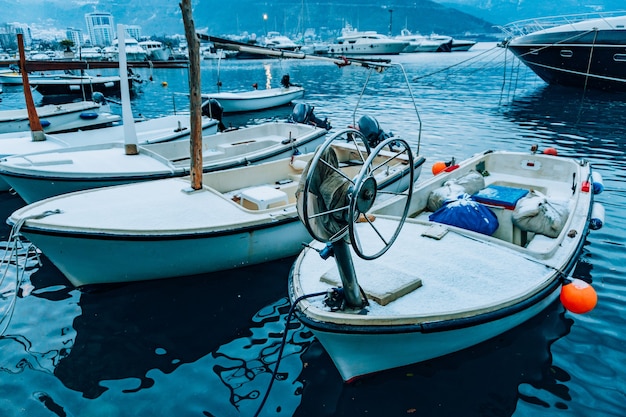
[497,10,626,38]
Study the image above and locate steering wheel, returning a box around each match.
[298,132,413,260]
[348,137,413,259]
[298,128,370,243]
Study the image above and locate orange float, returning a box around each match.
[560,278,597,314]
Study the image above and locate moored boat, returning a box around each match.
[0,120,329,203]
[6,128,424,287]
[325,25,409,56]
[500,12,626,91]
[28,73,136,99]
[288,144,604,382]
[202,75,305,113]
[0,96,121,134]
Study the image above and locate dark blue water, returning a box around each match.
[0,43,625,416]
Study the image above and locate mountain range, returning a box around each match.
[3,0,624,41]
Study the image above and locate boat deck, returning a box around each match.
[294,218,557,325]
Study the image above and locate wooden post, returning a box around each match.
[17,34,45,142]
[180,0,203,190]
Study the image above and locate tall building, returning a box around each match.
[66,27,84,47]
[5,23,32,47]
[125,25,141,40]
[85,12,115,46]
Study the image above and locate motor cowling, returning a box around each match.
[202,98,226,131]
[357,115,397,149]
[290,103,331,130]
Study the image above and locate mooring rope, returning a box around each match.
[253,290,327,417]
[412,45,506,82]
[0,209,61,336]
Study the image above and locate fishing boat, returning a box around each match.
[500,12,626,91]
[0,119,329,203]
[202,75,304,113]
[28,71,141,99]
[0,96,121,134]
[288,141,605,382]
[6,128,424,287]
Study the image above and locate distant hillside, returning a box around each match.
[3,0,499,40]
[437,0,624,25]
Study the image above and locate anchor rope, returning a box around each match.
[0,209,61,336]
[411,45,506,82]
[253,290,327,417]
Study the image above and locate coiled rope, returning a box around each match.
[0,209,61,336]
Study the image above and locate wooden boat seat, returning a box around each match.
[239,185,289,210]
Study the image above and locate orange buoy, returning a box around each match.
[560,278,597,314]
[432,161,447,175]
[543,147,558,156]
[161,81,168,87]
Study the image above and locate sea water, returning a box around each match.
[0,43,625,416]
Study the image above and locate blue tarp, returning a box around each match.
[429,194,499,235]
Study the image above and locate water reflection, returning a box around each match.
[501,85,626,160]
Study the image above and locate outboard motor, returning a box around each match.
[281,74,301,88]
[202,98,226,131]
[356,115,397,149]
[290,103,331,130]
[92,92,106,104]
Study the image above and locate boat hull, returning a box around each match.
[505,15,626,91]
[22,214,310,287]
[295,285,560,381]
[30,76,135,98]
[203,87,305,113]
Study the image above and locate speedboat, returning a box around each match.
[288,143,604,382]
[103,37,149,61]
[0,96,121,134]
[6,127,424,287]
[0,120,329,203]
[261,32,300,51]
[500,12,626,91]
[326,25,409,56]
[138,40,171,61]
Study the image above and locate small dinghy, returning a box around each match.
[288,140,604,382]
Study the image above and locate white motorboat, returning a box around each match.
[6,129,424,287]
[451,38,477,52]
[0,97,121,134]
[394,29,453,53]
[261,32,300,51]
[326,25,409,56]
[500,12,626,91]
[0,121,329,203]
[202,84,304,113]
[288,143,604,382]
[103,37,149,62]
[139,40,172,61]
